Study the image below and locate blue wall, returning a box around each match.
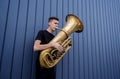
[0,0,120,79]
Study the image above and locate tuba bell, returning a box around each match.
[39,14,83,68]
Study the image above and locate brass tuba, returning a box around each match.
[39,14,83,68]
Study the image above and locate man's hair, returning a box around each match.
[48,16,59,22]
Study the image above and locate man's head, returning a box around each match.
[48,17,59,32]
[48,17,59,22]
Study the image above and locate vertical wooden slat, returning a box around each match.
[109,1,119,79]
[105,1,114,79]
[21,0,36,79]
[113,1,120,78]
[89,0,97,79]
[100,0,107,79]
[67,0,74,79]
[43,0,51,29]
[73,0,79,79]
[0,0,10,71]
[10,0,26,79]
[50,0,57,16]
[78,0,85,79]
[0,0,20,79]
[34,0,44,33]
[94,0,101,79]
[82,0,90,79]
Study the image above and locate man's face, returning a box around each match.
[48,19,59,31]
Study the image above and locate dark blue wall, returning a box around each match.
[0,0,120,79]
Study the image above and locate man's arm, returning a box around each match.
[33,40,64,52]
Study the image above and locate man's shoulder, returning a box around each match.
[38,29,46,32]
[35,30,45,41]
[37,30,46,34]
[38,30,44,32]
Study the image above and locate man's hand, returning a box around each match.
[51,42,64,53]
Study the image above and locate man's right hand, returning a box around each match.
[51,42,64,53]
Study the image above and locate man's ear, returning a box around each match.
[48,22,51,26]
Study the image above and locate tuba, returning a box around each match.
[39,14,83,68]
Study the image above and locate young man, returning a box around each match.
[34,17,64,79]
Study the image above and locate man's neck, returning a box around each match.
[46,28,53,33]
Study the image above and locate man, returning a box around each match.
[34,16,64,79]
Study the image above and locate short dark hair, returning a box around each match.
[48,16,59,22]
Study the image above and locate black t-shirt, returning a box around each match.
[35,30,56,79]
[35,30,54,62]
[35,30,54,44]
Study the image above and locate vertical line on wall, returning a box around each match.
[100,1,105,78]
[0,0,11,71]
[55,0,58,34]
[68,0,69,13]
[82,0,89,78]
[105,1,113,79]
[86,0,89,77]
[94,0,99,78]
[86,0,90,79]
[91,0,96,79]
[77,0,79,79]
[10,0,21,78]
[109,1,117,79]
[21,0,30,78]
[41,0,45,30]
[110,1,116,78]
[49,0,52,16]
[95,1,101,79]
[33,0,38,39]
[80,0,85,78]
[56,0,58,16]
[92,0,96,79]
[114,1,119,78]
[108,1,117,79]
[100,0,104,79]
[114,1,120,78]
[88,0,93,79]
[82,0,85,78]
[30,0,38,78]
[117,0,120,77]
[101,0,108,79]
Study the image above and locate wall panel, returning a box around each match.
[0,0,20,79]
[10,0,28,79]
[0,0,10,68]
[0,0,120,79]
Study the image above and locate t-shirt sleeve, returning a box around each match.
[35,30,44,41]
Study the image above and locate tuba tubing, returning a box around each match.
[39,14,83,68]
